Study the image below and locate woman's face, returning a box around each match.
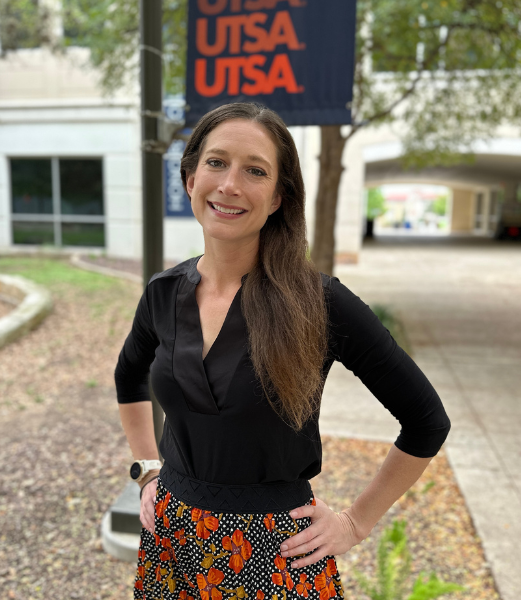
[186,119,282,244]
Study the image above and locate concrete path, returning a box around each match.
[319,236,521,600]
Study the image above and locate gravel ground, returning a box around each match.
[0,299,13,318]
[0,257,500,600]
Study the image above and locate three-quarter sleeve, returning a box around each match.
[326,276,451,458]
[114,280,160,404]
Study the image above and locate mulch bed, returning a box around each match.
[0,299,13,319]
[0,257,500,600]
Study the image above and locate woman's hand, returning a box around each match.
[279,497,369,569]
[140,477,159,535]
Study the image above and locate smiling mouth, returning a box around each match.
[208,201,247,215]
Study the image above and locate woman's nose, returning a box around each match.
[218,167,241,197]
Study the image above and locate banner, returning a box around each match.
[185,0,357,126]
[163,99,193,218]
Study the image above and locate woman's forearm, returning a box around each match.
[118,401,160,462]
[343,444,433,540]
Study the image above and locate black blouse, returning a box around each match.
[114,255,451,485]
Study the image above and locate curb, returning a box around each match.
[101,511,140,563]
[70,253,143,284]
[0,274,53,349]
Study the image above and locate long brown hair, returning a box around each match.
[181,102,328,432]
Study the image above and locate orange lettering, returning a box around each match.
[221,16,248,54]
[223,57,247,94]
[198,0,227,16]
[195,58,226,96]
[263,53,303,93]
[266,11,304,52]
[243,12,269,53]
[242,54,267,95]
[196,18,227,56]
[195,53,303,98]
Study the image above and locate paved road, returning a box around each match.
[319,236,521,600]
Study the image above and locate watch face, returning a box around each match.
[130,462,142,480]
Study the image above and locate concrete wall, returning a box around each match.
[0,47,131,101]
[0,100,143,258]
[451,189,474,232]
[164,219,205,263]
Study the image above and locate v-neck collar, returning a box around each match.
[172,256,249,415]
[186,254,249,286]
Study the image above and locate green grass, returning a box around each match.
[371,304,413,357]
[0,256,122,293]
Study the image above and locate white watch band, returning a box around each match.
[137,459,162,482]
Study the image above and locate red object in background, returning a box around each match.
[507,227,520,237]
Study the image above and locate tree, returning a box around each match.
[364,187,387,238]
[367,187,387,220]
[2,0,520,273]
[59,0,187,97]
[429,195,448,216]
[0,0,187,96]
[311,0,521,274]
[0,0,54,51]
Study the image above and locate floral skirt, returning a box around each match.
[134,477,345,600]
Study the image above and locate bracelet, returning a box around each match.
[139,475,159,500]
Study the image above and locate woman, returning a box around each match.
[115,102,451,600]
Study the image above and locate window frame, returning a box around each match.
[9,156,106,248]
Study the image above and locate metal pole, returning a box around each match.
[140,0,165,452]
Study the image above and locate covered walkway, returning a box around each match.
[321,236,521,600]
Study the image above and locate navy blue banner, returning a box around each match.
[163,99,194,218]
[164,138,193,218]
[185,0,357,126]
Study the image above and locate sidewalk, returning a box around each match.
[320,237,521,600]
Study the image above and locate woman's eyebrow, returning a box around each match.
[204,147,271,168]
[204,147,228,157]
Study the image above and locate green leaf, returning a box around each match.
[407,571,465,600]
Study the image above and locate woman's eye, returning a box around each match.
[248,167,266,177]
[207,159,224,168]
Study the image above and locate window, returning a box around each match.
[10,158,105,247]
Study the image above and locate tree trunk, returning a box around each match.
[310,125,347,276]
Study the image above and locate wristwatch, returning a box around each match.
[129,460,163,483]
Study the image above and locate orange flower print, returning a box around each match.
[311,497,317,506]
[191,507,219,539]
[154,533,160,546]
[155,491,171,528]
[296,573,313,597]
[159,537,178,563]
[155,563,162,582]
[196,567,225,600]
[264,513,275,531]
[271,554,295,591]
[174,528,187,545]
[222,529,253,574]
[257,591,265,600]
[134,578,143,591]
[179,591,195,600]
[314,559,338,600]
[184,572,196,588]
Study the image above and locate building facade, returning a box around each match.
[1,46,520,264]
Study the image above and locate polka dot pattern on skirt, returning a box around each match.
[134,477,345,600]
